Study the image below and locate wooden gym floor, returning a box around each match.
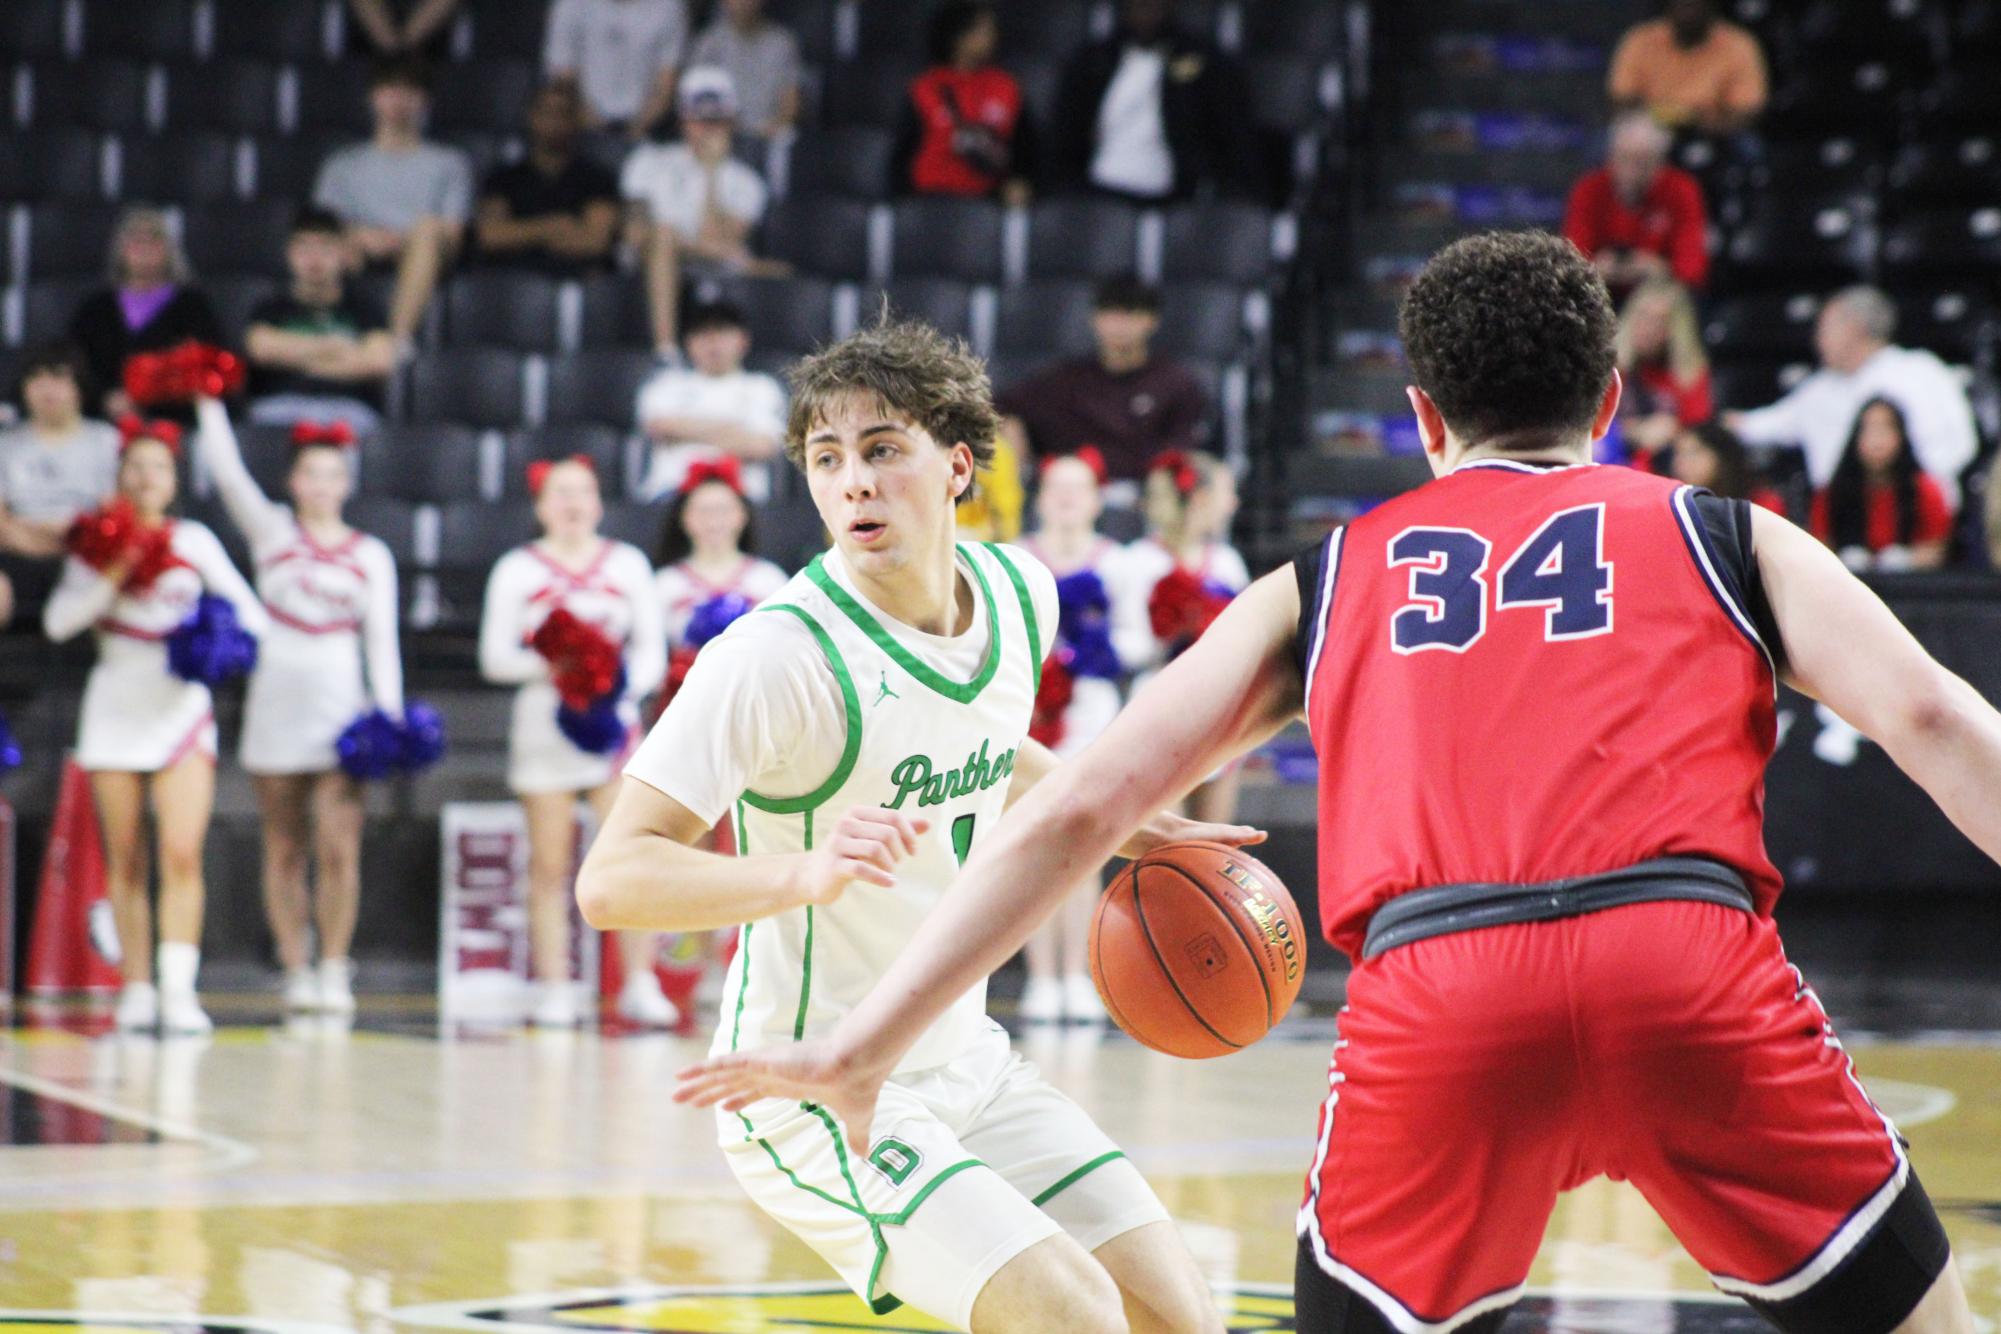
[0,1001,1993,1333]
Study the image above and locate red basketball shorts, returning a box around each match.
[1297,899,1906,1330]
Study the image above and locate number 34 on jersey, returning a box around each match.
[1387,503,1614,654]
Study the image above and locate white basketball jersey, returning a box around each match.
[713,542,1046,1075]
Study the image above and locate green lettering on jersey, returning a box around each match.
[886,741,1017,810]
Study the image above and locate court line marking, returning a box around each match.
[0,1310,350,1334]
[0,1061,259,1183]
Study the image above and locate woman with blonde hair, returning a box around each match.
[1614,278,1711,465]
[66,206,224,422]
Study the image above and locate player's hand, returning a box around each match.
[791,805,930,906]
[1118,809,1265,861]
[675,1036,890,1156]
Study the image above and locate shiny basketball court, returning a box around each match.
[0,1003,1994,1333]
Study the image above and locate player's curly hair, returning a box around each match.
[785,315,1000,505]
[1398,230,1617,448]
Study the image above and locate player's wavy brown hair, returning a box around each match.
[1398,230,1617,449]
[785,315,1000,505]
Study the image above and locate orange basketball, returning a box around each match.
[1089,841,1306,1059]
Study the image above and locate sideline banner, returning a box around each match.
[438,801,598,1020]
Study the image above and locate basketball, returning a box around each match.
[1089,842,1306,1059]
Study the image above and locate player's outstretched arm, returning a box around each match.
[577,776,927,932]
[1754,508,2001,866]
[1003,736,1266,857]
[676,565,1307,1145]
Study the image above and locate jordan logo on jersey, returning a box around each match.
[872,671,900,709]
[886,739,1016,809]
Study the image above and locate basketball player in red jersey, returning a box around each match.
[676,232,1998,1333]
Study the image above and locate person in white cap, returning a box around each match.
[620,66,790,359]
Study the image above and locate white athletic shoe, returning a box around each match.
[318,958,356,1016]
[530,984,581,1028]
[283,968,319,1011]
[1063,973,1108,1025]
[616,972,680,1028]
[113,982,159,1030]
[1019,975,1065,1024]
[159,989,213,1037]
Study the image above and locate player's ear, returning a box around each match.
[1408,386,1448,470]
[1590,369,1623,442]
[947,442,975,499]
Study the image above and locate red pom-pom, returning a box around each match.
[529,608,622,710]
[122,525,185,593]
[125,342,244,406]
[1147,567,1206,641]
[67,498,143,570]
[1028,654,1074,749]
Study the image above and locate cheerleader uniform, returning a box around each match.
[1018,535,1149,760]
[44,519,268,772]
[654,555,788,648]
[195,401,402,774]
[480,538,666,795]
[1120,535,1252,681]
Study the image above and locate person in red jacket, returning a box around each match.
[1563,111,1709,300]
[892,1,1037,205]
[1810,397,1954,571]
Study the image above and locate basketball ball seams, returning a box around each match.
[1132,877,1244,1052]
[1157,862,1277,1029]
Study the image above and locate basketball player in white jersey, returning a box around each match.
[578,318,1258,1334]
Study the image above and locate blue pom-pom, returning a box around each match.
[336,709,404,780]
[166,594,259,685]
[557,698,628,754]
[1065,621,1121,679]
[1054,570,1110,624]
[685,593,753,649]
[396,699,446,772]
[0,711,21,772]
[1054,570,1120,678]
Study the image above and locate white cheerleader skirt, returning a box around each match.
[240,625,369,775]
[75,635,217,773]
[1053,676,1123,761]
[507,680,639,795]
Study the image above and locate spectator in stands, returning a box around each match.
[544,0,687,143]
[1810,398,1953,571]
[472,82,620,275]
[622,69,785,357]
[1666,420,1786,514]
[345,0,463,60]
[1563,112,1708,301]
[313,57,473,348]
[635,301,785,502]
[1050,0,1254,202]
[686,0,801,142]
[1609,0,1767,135]
[893,2,1036,206]
[1726,286,1979,510]
[245,208,398,433]
[0,344,119,627]
[67,207,224,422]
[1614,279,1711,464]
[998,275,1210,484]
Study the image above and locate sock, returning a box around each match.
[157,941,200,996]
[621,968,661,998]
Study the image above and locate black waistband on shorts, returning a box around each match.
[1360,857,1754,961]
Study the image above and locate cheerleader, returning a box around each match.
[651,458,786,649]
[1124,449,1248,823]
[479,456,672,1028]
[1014,448,1153,1024]
[192,396,400,1015]
[43,417,268,1034]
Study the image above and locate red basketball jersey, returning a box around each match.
[1300,459,1782,959]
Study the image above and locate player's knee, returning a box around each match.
[158,838,202,883]
[972,1238,1128,1334]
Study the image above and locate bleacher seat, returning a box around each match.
[859,279,974,343]
[544,349,655,427]
[432,60,538,135]
[207,274,281,343]
[763,195,872,279]
[0,0,69,60]
[599,501,661,554]
[180,200,298,280]
[20,277,99,346]
[117,133,242,204]
[1154,282,1249,360]
[1241,4,1345,59]
[1886,141,2001,209]
[1710,360,1810,412]
[996,0,1098,58]
[1891,288,1994,364]
[1702,294,1823,360]
[345,496,422,569]
[1743,138,1882,202]
[463,0,549,59]
[576,275,651,348]
[211,0,329,62]
[784,127,895,200]
[501,424,629,500]
[444,272,563,352]
[1763,63,1908,139]
[247,132,346,202]
[161,60,283,134]
[1880,207,2001,285]
[360,423,487,503]
[1915,76,2001,138]
[994,280,1097,359]
[1247,57,1327,133]
[21,60,152,133]
[1714,202,1873,290]
[436,498,532,572]
[767,0,836,63]
[890,198,1004,282]
[825,56,923,127]
[407,349,527,429]
[1793,0,1938,70]
[226,424,300,496]
[707,275,837,354]
[1014,56,1061,130]
[1026,199,1140,281]
[78,0,198,61]
[292,63,377,138]
[21,202,122,279]
[1162,202,1275,284]
[0,129,105,201]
